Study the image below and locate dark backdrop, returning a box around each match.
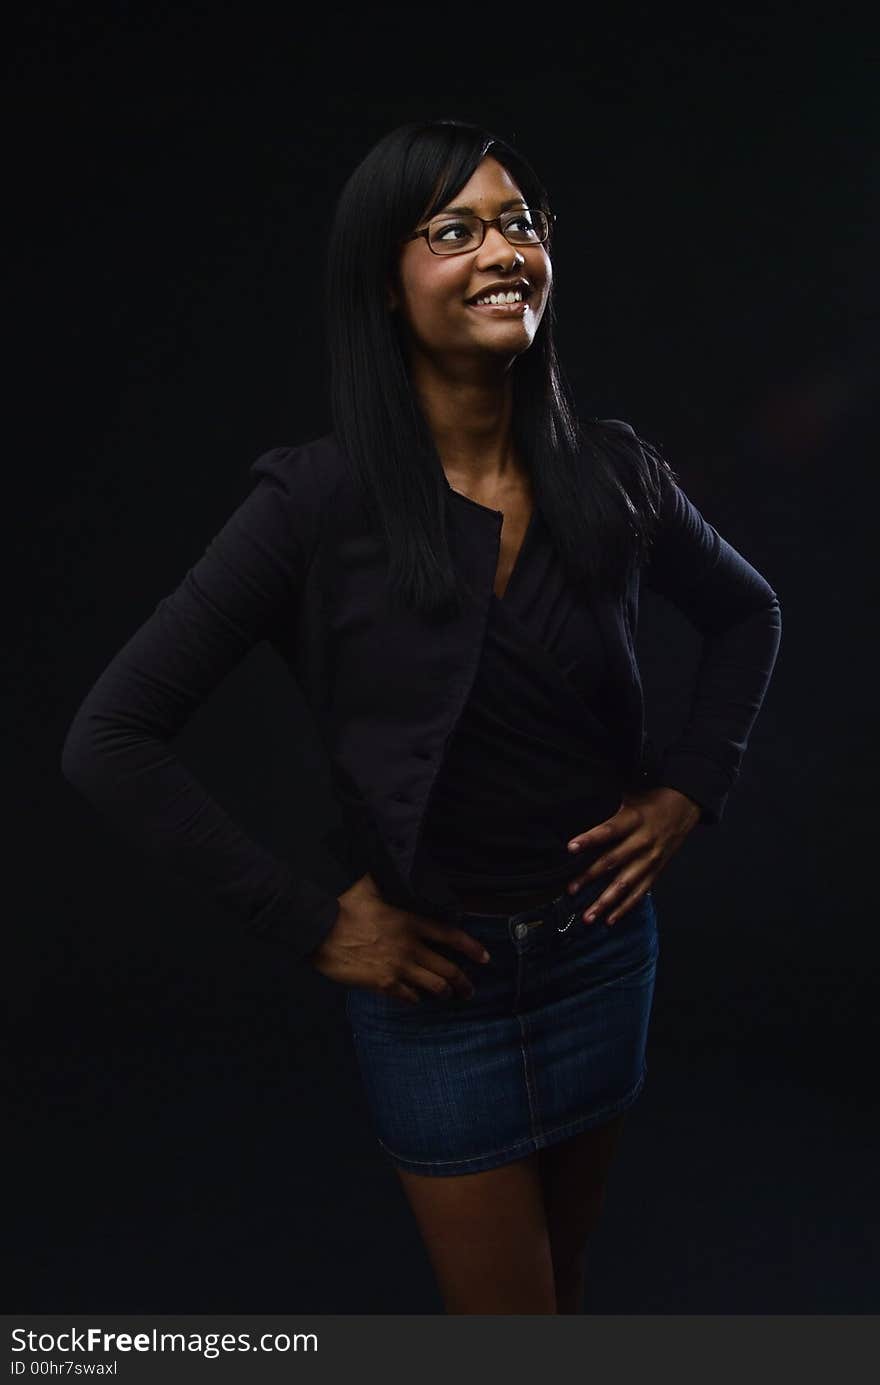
[8,3,878,1312]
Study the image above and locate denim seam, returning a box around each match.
[516,1009,542,1141]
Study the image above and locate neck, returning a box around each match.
[406,353,525,492]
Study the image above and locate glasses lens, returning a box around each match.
[502,208,549,244]
[427,216,483,254]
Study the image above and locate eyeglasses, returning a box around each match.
[403,207,554,256]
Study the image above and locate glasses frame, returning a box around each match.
[403,207,556,256]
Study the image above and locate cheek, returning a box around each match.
[403,296,450,339]
[535,251,552,295]
[402,276,466,332]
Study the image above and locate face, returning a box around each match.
[388,155,552,370]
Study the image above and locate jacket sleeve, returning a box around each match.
[631,432,783,826]
[60,446,352,966]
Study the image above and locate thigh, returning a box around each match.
[537,1111,628,1272]
[394,1151,557,1314]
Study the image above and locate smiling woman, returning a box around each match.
[63,115,782,1314]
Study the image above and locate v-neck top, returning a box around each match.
[419,501,628,901]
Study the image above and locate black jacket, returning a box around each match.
[61,420,782,966]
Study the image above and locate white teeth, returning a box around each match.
[474,290,524,306]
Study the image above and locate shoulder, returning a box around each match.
[582,416,648,467]
[594,416,670,476]
[599,416,682,501]
[248,430,352,501]
[583,416,679,507]
[246,431,358,547]
[597,416,637,438]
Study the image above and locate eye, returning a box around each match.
[504,213,539,237]
[434,222,471,242]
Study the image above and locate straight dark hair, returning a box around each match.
[323,117,678,619]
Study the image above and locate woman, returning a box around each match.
[61,118,782,1314]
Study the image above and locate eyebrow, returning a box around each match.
[436,197,527,217]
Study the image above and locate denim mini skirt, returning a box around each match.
[344,876,659,1177]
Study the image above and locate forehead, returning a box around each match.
[437,156,526,213]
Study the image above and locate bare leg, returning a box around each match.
[537,1111,629,1313]
[394,1151,557,1314]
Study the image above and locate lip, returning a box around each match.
[468,277,529,301]
[466,299,530,316]
[465,281,532,306]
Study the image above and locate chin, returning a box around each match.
[477,327,535,353]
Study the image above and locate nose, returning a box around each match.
[477,224,525,272]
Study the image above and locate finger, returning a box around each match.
[569,837,644,890]
[418,919,492,965]
[568,851,627,889]
[390,981,421,1006]
[605,878,655,926]
[583,867,654,925]
[455,929,492,965]
[409,956,474,1000]
[567,805,627,855]
[565,861,612,895]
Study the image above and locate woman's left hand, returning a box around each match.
[565,787,703,926]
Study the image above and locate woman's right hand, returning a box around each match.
[308,872,491,1005]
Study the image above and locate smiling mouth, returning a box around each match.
[466,298,531,316]
[466,285,534,311]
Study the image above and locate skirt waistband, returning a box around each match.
[453,863,615,930]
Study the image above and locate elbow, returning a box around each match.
[60,715,92,789]
[60,705,109,792]
[749,585,782,632]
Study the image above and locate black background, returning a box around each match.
[8,2,878,1312]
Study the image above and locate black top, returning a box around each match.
[421,503,626,898]
[60,424,783,965]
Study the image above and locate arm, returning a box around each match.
[60,446,360,966]
[635,436,783,826]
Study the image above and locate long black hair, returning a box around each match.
[323,117,678,619]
